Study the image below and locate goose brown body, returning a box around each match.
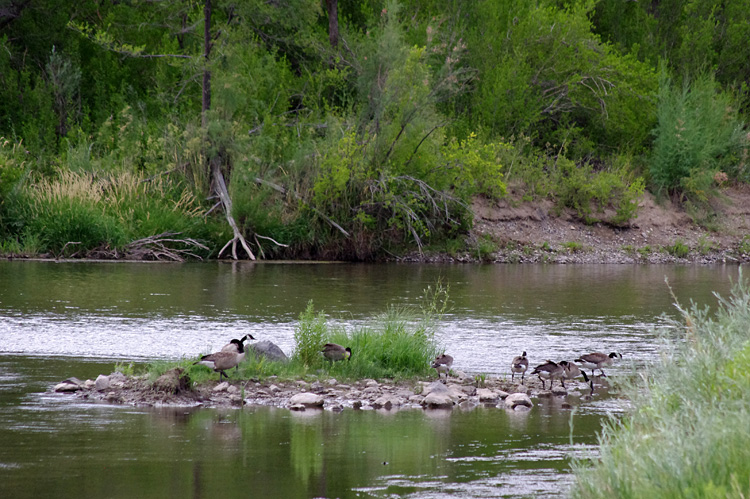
[531,360,565,389]
[322,343,352,361]
[574,352,622,377]
[431,353,454,379]
[511,351,529,383]
[197,338,247,380]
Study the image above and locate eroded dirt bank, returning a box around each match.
[405,187,750,264]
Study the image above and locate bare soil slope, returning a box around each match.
[450,186,750,263]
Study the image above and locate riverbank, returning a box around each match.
[403,186,750,264]
[52,369,600,412]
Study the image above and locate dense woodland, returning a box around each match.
[0,0,748,260]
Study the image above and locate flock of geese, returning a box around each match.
[195,333,621,394]
[434,351,623,391]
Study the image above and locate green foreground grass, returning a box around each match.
[124,284,449,385]
[570,275,750,498]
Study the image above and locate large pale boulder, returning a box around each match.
[289,392,324,408]
[504,392,533,409]
[476,388,499,403]
[54,378,83,393]
[94,374,110,391]
[421,382,456,409]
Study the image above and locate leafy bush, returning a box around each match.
[649,68,747,201]
[571,275,750,498]
[663,239,690,258]
[462,1,657,156]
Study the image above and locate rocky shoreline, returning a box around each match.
[52,369,600,412]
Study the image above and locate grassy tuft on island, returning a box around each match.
[570,273,750,498]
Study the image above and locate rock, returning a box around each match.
[289,392,324,408]
[54,378,83,392]
[422,381,448,397]
[504,392,533,409]
[458,399,478,411]
[476,388,499,403]
[94,374,110,391]
[372,396,397,410]
[153,368,190,394]
[421,382,455,409]
[249,340,289,363]
[213,382,230,392]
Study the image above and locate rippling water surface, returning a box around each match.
[0,261,741,498]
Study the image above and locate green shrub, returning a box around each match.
[663,239,690,258]
[649,68,746,202]
[571,275,750,498]
[562,241,584,253]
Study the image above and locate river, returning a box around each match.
[0,261,741,498]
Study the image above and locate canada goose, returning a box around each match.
[196,338,246,380]
[221,334,254,371]
[531,360,565,389]
[574,352,622,377]
[431,354,454,380]
[511,351,529,383]
[322,343,352,362]
[221,334,255,352]
[560,360,594,392]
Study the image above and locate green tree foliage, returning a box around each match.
[0,0,749,258]
[649,68,746,202]
[460,0,657,157]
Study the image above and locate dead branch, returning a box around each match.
[212,160,256,260]
[125,232,209,262]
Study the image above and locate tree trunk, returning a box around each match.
[202,0,211,128]
[325,0,339,49]
[202,0,254,260]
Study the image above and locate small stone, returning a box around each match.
[213,382,230,392]
[372,396,395,410]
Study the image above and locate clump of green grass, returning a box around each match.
[637,245,653,258]
[663,239,690,258]
[737,236,750,256]
[570,274,750,498]
[562,241,584,253]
